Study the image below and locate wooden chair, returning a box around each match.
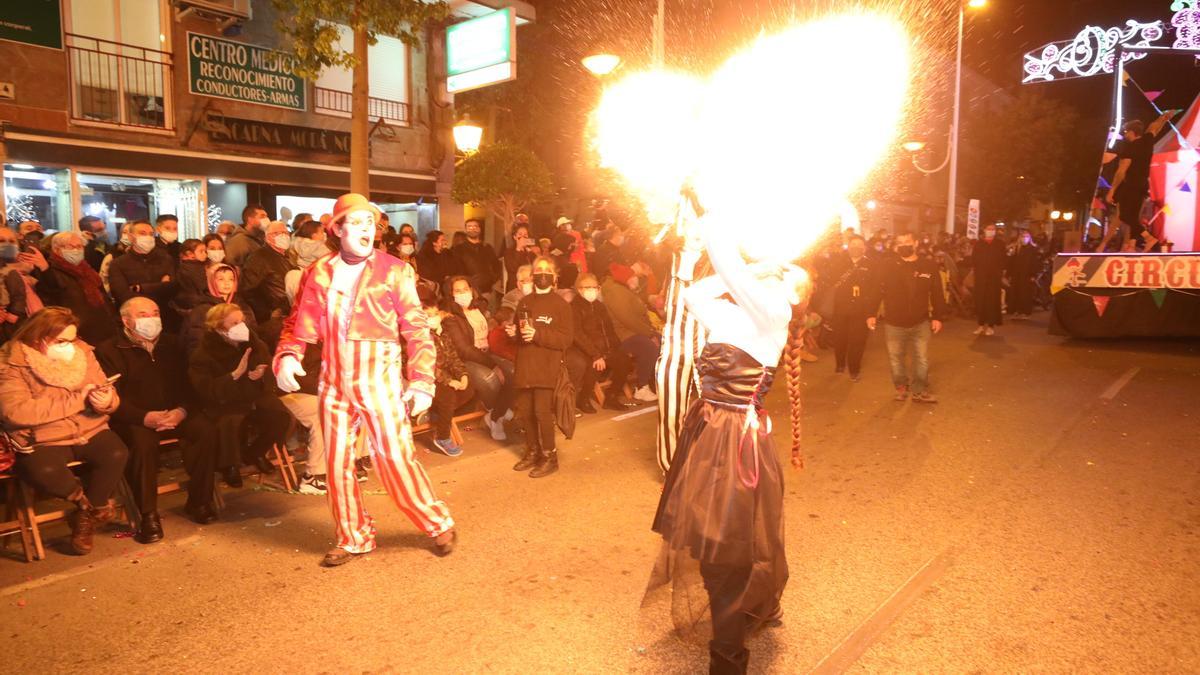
[0,472,37,562]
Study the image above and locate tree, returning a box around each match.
[451,143,555,228]
[272,0,449,194]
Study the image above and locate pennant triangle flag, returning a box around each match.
[1122,71,1131,85]
[1182,182,1192,193]
[1092,295,1111,317]
[1098,176,1112,189]
[1150,288,1167,309]
[1145,90,1164,103]
[1164,204,1174,215]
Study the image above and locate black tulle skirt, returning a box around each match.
[645,398,789,639]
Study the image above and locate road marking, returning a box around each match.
[1,532,202,598]
[613,406,657,422]
[808,549,955,674]
[1100,367,1140,402]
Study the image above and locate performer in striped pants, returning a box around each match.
[655,243,707,473]
[275,193,456,567]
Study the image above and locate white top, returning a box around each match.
[464,307,489,350]
[328,255,367,345]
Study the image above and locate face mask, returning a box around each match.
[273,234,292,251]
[0,243,20,263]
[207,249,225,263]
[400,244,415,256]
[533,272,555,291]
[92,230,108,244]
[120,234,132,247]
[426,314,442,332]
[61,249,85,266]
[984,231,996,241]
[133,316,163,341]
[159,231,178,244]
[896,245,915,257]
[224,322,250,343]
[134,235,155,254]
[454,292,473,308]
[46,341,76,362]
[520,282,533,296]
[581,288,599,303]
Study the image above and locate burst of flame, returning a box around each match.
[592,12,911,264]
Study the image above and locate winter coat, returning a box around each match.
[241,245,294,323]
[187,328,274,417]
[182,294,259,354]
[173,259,210,315]
[37,266,119,346]
[108,246,178,308]
[514,291,574,389]
[224,226,263,269]
[0,339,119,448]
[601,278,656,341]
[431,327,469,386]
[454,240,501,295]
[95,331,194,428]
[443,313,497,368]
[569,295,620,359]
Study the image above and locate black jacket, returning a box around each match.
[827,254,877,319]
[182,294,259,354]
[569,295,620,359]
[454,240,500,294]
[84,239,107,272]
[172,260,210,315]
[109,247,178,308]
[187,328,274,416]
[240,246,294,323]
[443,312,496,368]
[502,247,536,291]
[36,267,119,345]
[869,256,947,328]
[96,331,194,428]
[416,248,460,287]
[591,241,625,280]
[514,291,574,389]
[972,239,1008,278]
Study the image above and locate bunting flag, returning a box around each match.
[1164,204,1174,215]
[1150,288,1168,308]
[1145,90,1164,102]
[1122,70,1131,84]
[1098,176,1112,189]
[1182,182,1192,193]
[1092,295,1111,317]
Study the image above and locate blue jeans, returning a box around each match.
[464,360,514,417]
[884,322,930,393]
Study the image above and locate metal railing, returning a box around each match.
[66,33,173,131]
[314,86,410,126]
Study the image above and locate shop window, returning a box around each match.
[78,174,206,240]
[4,165,73,232]
[66,0,173,130]
[313,25,411,127]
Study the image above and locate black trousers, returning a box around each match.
[565,347,632,401]
[209,394,294,469]
[1009,276,1035,315]
[516,387,556,454]
[15,429,129,506]
[700,562,752,675]
[431,381,476,439]
[831,313,870,376]
[112,414,218,513]
[975,271,1003,326]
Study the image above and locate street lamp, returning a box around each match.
[944,0,987,234]
[453,115,483,155]
[902,140,927,153]
[1050,210,1062,220]
[1063,211,1075,221]
[866,200,878,210]
[583,53,622,77]
[904,138,951,174]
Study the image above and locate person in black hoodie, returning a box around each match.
[1007,229,1039,319]
[97,297,219,543]
[827,235,876,381]
[155,214,182,260]
[416,230,459,288]
[187,302,290,487]
[78,216,109,271]
[508,256,574,478]
[454,219,501,301]
[971,224,1008,336]
[566,272,632,412]
[109,221,178,328]
[867,232,946,404]
[171,239,209,319]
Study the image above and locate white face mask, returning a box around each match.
[134,235,155,254]
[400,244,415,256]
[581,288,599,303]
[520,282,533,296]
[207,249,225,264]
[120,234,132,246]
[46,341,76,362]
[454,292,473,308]
[61,249,85,266]
[224,322,250,343]
[133,316,163,341]
[426,314,442,332]
[273,233,292,251]
[159,231,178,244]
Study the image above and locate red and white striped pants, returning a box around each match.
[319,340,454,554]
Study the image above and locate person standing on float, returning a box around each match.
[274,193,456,567]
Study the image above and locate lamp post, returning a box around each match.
[453,115,483,156]
[582,53,622,77]
[944,0,987,235]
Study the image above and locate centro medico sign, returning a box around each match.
[188,32,306,111]
[446,8,516,94]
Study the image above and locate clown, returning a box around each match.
[274,193,456,567]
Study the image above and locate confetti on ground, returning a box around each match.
[264,521,282,527]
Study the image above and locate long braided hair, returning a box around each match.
[783,307,806,469]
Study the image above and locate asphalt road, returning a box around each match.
[2,311,1198,674]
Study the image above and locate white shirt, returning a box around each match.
[328,256,367,347]
[464,307,489,350]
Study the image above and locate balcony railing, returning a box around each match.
[314,86,411,126]
[66,33,173,131]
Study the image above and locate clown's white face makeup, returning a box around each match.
[338,210,376,259]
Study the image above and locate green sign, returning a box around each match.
[187,32,306,111]
[446,8,516,93]
[0,0,63,50]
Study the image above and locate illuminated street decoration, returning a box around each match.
[1022,20,1165,83]
[1173,5,1200,49]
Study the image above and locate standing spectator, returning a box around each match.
[592,225,627,281]
[567,273,633,412]
[241,220,295,326]
[418,284,475,457]
[224,204,268,268]
[502,224,538,291]
[972,224,1007,336]
[79,216,109,271]
[416,230,458,288]
[108,220,177,313]
[550,217,581,287]
[40,231,117,345]
[442,276,513,441]
[188,303,291,487]
[0,226,46,341]
[215,221,237,242]
[867,232,946,404]
[202,233,226,266]
[508,256,574,478]
[172,238,209,318]
[100,223,133,294]
[155,214,181,260]
[291,212,314,232]
[0,308,128,555]
[602,266,661,402]
[501,264,533,311]
[1008,230,1039,319]
[455,218,501,303]
[97,298,219,543]
[828,235,875,381]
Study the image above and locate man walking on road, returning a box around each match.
[868,232,946,403]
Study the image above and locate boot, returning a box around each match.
[135,511,164,544]
[709,645,749,675]
[66,486,96,556]
[529,449,559,478]
[513,447,540,472]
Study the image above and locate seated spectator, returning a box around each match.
[40,231,116,345]
[592,224,628,281]
[417,230,459,288]
[291,212,313,231]
[287,220,330,272]
[442,275,513,441]
[202,233,226,266]
[172,238,209,317]
[0,226,46,341]
[155,214,181,259]
[418,284,475,457]
[0,307,128,555]
[488,306,518,363]
[108,220,178,327]
[567,273,633,412]
[100,223,133,294]
[187,302,291,488]
[96,298,219,543]
[601,266,661,402]
[182,263,259,355]
[501,264,533,312]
